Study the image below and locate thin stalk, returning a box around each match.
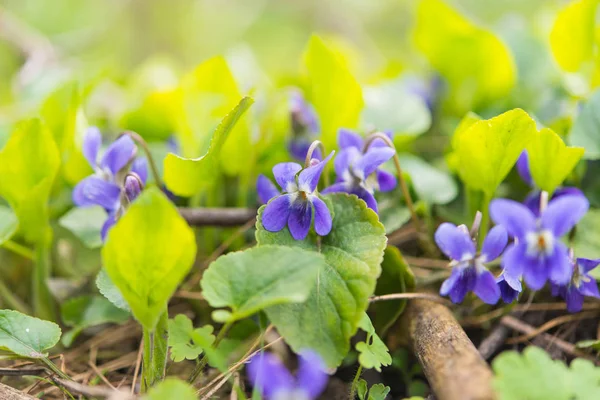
[477,195,491,249]
[0,279,29,314]
[141,311,169,392]
[1,240,34,259]
[125,131,163,189]
[348,365,363,400]
[33,230,55,320]
[41,357,71,380]
[305,140,328,186]
[188,321,233,384]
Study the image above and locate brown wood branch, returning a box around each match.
[178,207,256,227]
[399,299,496,400]
[0,382,36,400]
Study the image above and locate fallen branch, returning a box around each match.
[50,377,129,399]
[0,382,36,400]
[178,208,256,227]
[399,299,496,400]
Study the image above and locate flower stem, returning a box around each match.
[188,320,232,384]
[33,230,55,320]
[305,140,328,186]
[477,195,492,249]
[2,240,34,259]
[141,310,169,392]
[348,365,363,400]
[125,131,164,190]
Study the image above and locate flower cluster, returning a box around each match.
[73,127,147,239]
[247,350,328,400]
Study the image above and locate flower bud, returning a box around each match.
[124,173,143,203]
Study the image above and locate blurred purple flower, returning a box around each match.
[322,129,396,213]
[435,223,507,304]
[256,174,280,205]
[496,275,521,303]
[551,257,600,313]
[261,152,334,240]
[288,91,321,161]
[247,351,328,400]
[490,194,589,291]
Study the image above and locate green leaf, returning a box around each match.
[143,377,197,400]
[357,379,391,400]
[526,128,584,193]
[168,314,215,362]
[413,0,515,111]
[58,206,106,249]
[453,109,536,197]
[355,313,392,372]
[372,246,415,335]
[96,268,131,312]
[256,193,387,367]
[201,245,324,322]
[550,0,599,72]
[492,346,600,400]
[0,205,18,245]
[60,295,130,347]
[101,187,197,330]
[0,310,61,358]
[571,209,600,279]
[163,96,254,196]
[0,119,60,243]
[571,89,600,160]
[398,154,458,205]
[304,35,363,150]
[576,339,600,351]
[357,379,368,400]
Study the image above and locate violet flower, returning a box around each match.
[261,152,334,240]
[247,351,328,400]
[490,194,589,291]
[551,257,600,313]
[322,129,396,213]
[288,91,321,161]
[73,127,147,239]
[496,275,521,303]
[435,223,507,304]
[256,174,280,205]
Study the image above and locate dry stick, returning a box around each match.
[0,367,47,376]
[178,208,256,227]
[505,311,599,344]
[399,299,495,400]
[369,292,452,306]
[0,382,36,400]
[403,256,449,269]
[500,315,595,361]
[50,377,125,399]
[131,340,144,395]
[88,361,117,391]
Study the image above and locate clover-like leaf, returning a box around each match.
[357,379,391,400]
[59,206,106,249]
[256,193,387,367]
[453,108,536,197]
[164,96,253,196]
[0,310,61,358]
[143,378,197,400]
[304,35,363,150]
[0,206,18,245]
[0,119,60,243]
[550,0,599,73]
[413,0,515,110]
[372,246,415,335]
[526,128,584,194]
[355,313,391,372]
[101,187,197,330]
[61,295,130,347]
[571,89,600,160]
[201,245,324,323]
[168,314,215,362]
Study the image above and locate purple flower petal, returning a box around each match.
[257,175,280,205]
[321,182,350,195]
[441,267,477,303]
[523,255,550,291]
[296,350,328,399]
[481,225,508,262]
[288,140,312,162]
[500,244,527,284]
[565,287,585,313]
[288,201,313,240]
[490,199,536,239]
[247,352,295,399]
[523,191,542,216]
[131,157,148,185]
[577,258,600,274]
[579,280,600,298]
[297,151,334,193]
[73,177,121,211]
[440,268,461,297]
[100,135,136,175]
[497,275,520,303]
[541,194,589,237]
[101,212,117,241]
[311,196,332,236]
[516,150,533,187]
[83,127,102,168]
[334,148,359,178]
[548,242,572,286]
[354,147,395,178]
[262,195,292,232]
[273,162,303,191]
[352,187,378,212]
[473,270,500,305]
[376,170,397,192]
[338,128,364,150]
[434,223,476,261]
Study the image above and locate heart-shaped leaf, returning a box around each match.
[256,193,387,367]
[0,310,61,358]
[101,187,197,330]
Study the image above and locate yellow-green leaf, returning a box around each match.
[0,119,60,243]
[550,0,599,72]
[526,128,584,193]
[163,97,253,196]
[304,35,363,150]
[413,0,515,111]
[101,187,197,330]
